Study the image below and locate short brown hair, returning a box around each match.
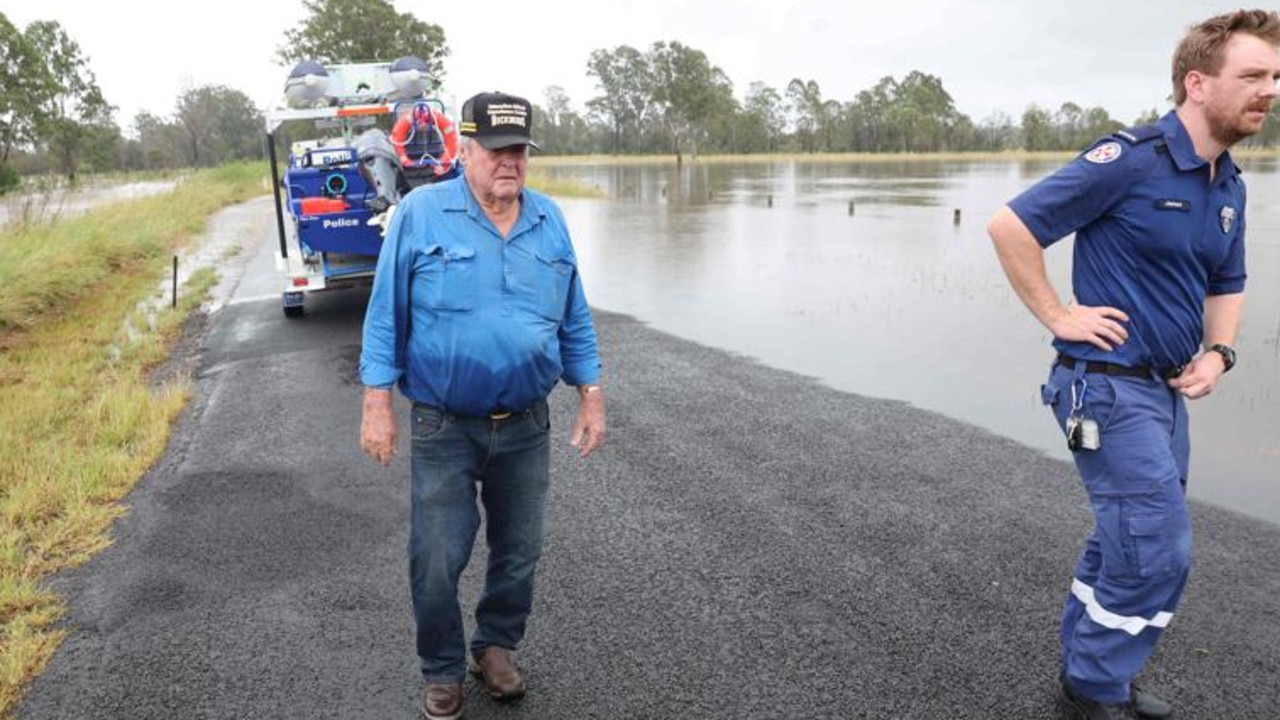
[1172,9,1280,105]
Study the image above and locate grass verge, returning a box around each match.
[525,169,606,199]
[0,163,265,717]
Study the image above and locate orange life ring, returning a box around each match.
[390,107,458,176]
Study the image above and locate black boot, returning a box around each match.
[1059,677,1140,720]
[1130,683,1172,719]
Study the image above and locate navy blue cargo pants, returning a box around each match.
[1042,359,1192,704]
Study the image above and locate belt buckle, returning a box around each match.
[488,410,513,421]
[1162,365,1184,381]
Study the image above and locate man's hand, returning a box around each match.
[360,387,398,466]
[1047,304,1131,351]
[1167,352,1226,400]
[988,207,1129,350]
[569,385,607,458]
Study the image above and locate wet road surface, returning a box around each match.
[16,199,1280,719]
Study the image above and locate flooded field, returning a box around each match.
[0,179,179,227]
[540,158,1280,525]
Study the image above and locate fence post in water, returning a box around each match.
[848,200,856,216]
[953,208,962,225]
[172,255,178,308]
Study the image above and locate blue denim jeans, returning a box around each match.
[408,399,550,683]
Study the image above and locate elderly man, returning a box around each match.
[359,91,606,720]
[988,10,1280,720]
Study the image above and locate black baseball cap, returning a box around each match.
[459,91,540,150]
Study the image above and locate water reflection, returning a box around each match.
[540,158,1279,526]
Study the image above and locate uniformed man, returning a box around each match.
[987,10,1280,720]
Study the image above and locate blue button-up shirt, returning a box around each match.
[359,177,601,416]
[1008,111,1247,370]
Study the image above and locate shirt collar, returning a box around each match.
[1157,111,1241,183]
[444,176,546,238]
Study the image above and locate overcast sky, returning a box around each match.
[4,0,1249,134]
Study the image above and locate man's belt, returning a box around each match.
[1058,355,1183,380]
[413,402,530,422]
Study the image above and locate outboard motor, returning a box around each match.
[355,128,406,209]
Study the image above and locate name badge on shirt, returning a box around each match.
[1154,198,1190,212]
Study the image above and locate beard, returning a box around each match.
[1207,97,1274,146]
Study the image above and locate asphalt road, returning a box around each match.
[16,199,1280,719]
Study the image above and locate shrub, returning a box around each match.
[0,163,19,195]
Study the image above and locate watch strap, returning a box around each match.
[1209,343,1236,373]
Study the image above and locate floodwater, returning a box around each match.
[540,159,1280,526]
[0,179,178,227]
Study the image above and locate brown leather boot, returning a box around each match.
[468,646,527,701]
[421,682,463,720]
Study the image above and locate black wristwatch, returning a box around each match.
[1209,343,1237,373]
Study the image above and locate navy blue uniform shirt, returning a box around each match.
[1008,111,1247,370]
[359,176,601,416]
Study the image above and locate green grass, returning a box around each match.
[0,164,265,717]
[0,165,259,333]
[525,170,606,199]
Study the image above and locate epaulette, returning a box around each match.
[1112,125,1163,145]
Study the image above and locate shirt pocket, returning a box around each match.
[417,244,476,311]
[531,250,575,321]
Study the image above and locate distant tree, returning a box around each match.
[23,20,115,181]
[848,77,896,151]
[0,13,51,165]
[646,41,735,159]
[1132,108,1161,127]
[1056,101,1085,149]
[566,55,1185,155]
[277,0,448,83]
[740,82,783,153]
[785,78,825,152]
[1020,104,1053,151]
[536,85,568,152]
[131,111,187,170]
[1081,106,1123,144]
[974,111,1017,151]
[948,113,979,151]
[889,71,964,152]
[542,85,571,128]
[585,45,652,154]
[174,85,266,167]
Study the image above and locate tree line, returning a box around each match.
[5,0,1280,188]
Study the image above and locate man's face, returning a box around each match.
[462,141,528,205]
[1200,33,1280,145]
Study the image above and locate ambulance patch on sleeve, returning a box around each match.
[1084,142,1122,164]
[1220,206,1237,233]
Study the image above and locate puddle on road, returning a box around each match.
[108,197,271,363]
